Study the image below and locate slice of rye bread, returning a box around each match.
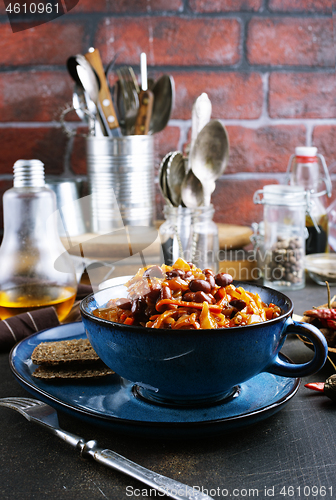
[31,338,100,366]
[32,362,114,379]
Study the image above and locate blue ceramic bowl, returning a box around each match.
[80,282,328,407]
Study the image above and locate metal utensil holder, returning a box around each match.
[86,136,155,233]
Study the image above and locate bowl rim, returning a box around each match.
[305,252,336,261]
[305,253,336,268]
[305,253,336,280]
[79,280,294,334]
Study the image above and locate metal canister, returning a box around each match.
[45,176,86,237]
[86,136,155,233]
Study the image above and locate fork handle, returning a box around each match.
[80,440,213,500]
[52,428,212,499]
[53,428,85,448]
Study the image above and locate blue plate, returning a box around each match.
[9,322,300,438]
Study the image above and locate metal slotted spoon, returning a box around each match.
[0,397,213,500]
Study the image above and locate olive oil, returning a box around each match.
[0,284,77,321]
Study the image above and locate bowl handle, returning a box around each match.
[266,318,328,378]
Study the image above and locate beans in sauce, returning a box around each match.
[93,258,281,329]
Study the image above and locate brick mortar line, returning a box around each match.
[305,122,314,147]
[176,119,191,152]
[0,122,65,128]
[170,118,336,127]
[1,118,336,128]
[218,171,336,182]
[239,14,249,69]
[220,119,336,126]
[0,172,289,182]
[0,11,332,21]
[5,173,335,182]
[219,171,336,182]
[0,66,334,74]
[218,172,287,180]
[0,13,252,21]
[260,72,269,120]
[1,172,336,183]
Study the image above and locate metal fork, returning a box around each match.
[116,66,139,134]
[0,397,212,500]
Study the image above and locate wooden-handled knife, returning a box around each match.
[134,90,154,135]
[84,47,121,137]
[134,53,153,135]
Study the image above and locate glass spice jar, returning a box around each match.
[159,204,219,272]
[253,185,307,291]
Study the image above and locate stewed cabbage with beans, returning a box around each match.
[93,259,281,329]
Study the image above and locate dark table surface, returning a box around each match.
[0,278,336,500]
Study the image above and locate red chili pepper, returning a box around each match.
[325,319,336,329]
[304,382,325,392]
[303,281,336,329]
[303,308,336,320]
[305,375,336,402]
[303,308,336,330]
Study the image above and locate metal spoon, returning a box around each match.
[76,54,113,137]
[72,83,104,137]
[189,93,212,166]
[117,66,141,135]
[189,120,229,206]
[149,75,175,134]
[158,152,174,204]
[166,151,185,206]
[67,55,84,87]
[111,80,127,135]
[72,84,87,122]
[104,52,119,79]
[147,77,155,91]
[67,55,105,136]
[181,169,204,208]
[68,55,100,108]
[67,55,111,136]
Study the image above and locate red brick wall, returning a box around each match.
[0,0,334,230]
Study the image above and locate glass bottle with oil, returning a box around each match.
[0,160,77,321]
[286,147,332,255]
